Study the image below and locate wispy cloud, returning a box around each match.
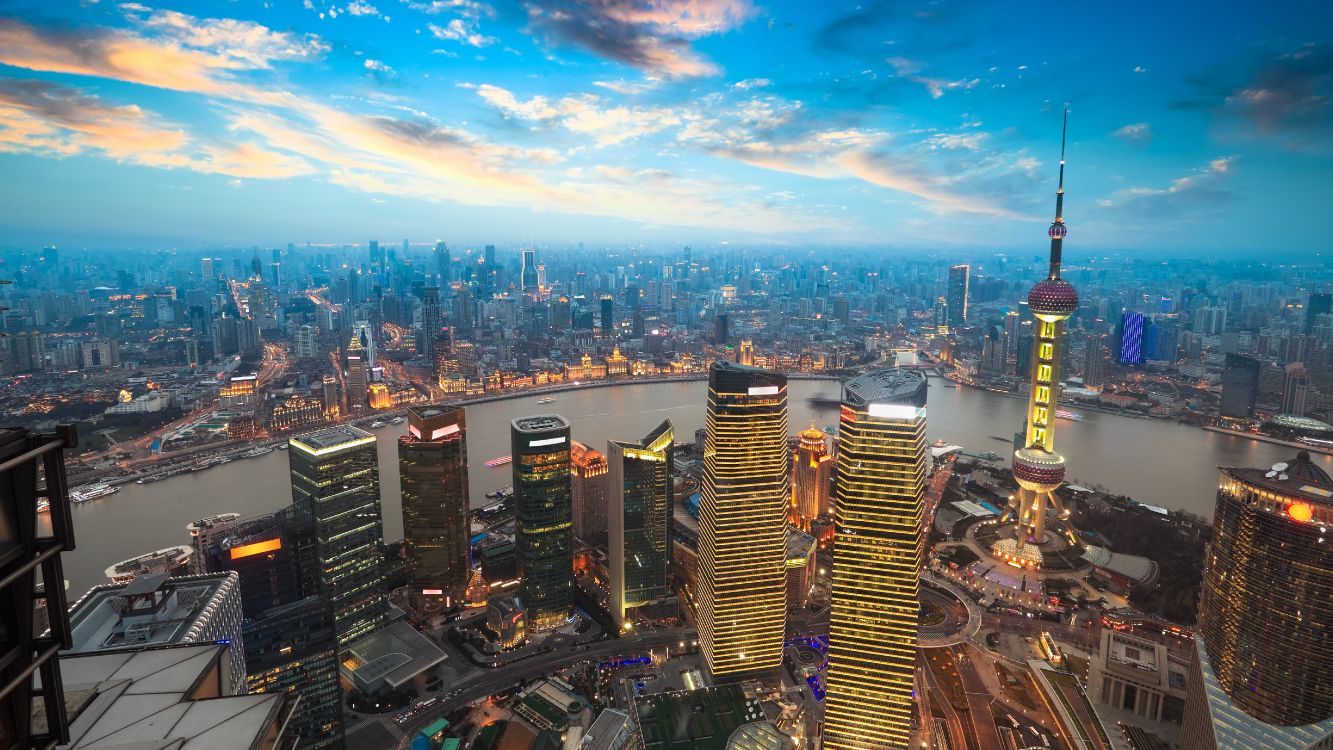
[428,19,494,47]
[1099,157,1237,218]
[521,0,754,78]
[1111,122,1153,144]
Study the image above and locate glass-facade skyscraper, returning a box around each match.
[697,361,789,678]
[947,263,970,325]
[512,414,574,631]
[608,419,674,627]
[289,425,388,646]
[399,406,471,608]
[824,369,928,750]
[1180,452,1333,749]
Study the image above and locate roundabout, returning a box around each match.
[918,576,981,648]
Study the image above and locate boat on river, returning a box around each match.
[72,483,119,503]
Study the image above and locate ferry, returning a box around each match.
[240,446,274,459]
[72,483,119,504]
[1055,409,1084,422]
[485,485,513,499]
[37,498,49,513]
[537,397,556,405]
[484,455,512,468]
[276,443,288,450]
[369,420,387,429]
[390,416,405,424]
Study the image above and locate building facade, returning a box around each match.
[823,370,927,750]
[791,425,832,528]
[399,406,472,608]
[697,362,789,678]
[571,440,610,544]
[289,426,388,646]
[607,419,674,627]
[512,415,575,631]
[947,264,970,325]
[1220,353,1261,419]
[1180,452,1333,750]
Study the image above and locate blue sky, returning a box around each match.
[0,0,1330,253]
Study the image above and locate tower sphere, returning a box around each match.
[1027,277,1079,317]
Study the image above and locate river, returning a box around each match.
[60,377,1331,599]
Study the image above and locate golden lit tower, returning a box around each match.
[697,361,789,678]
[824,369,928,750]
[996,111,1079,568]
[791,424,832,528]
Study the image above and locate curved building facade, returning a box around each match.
[1192,452,1333,729]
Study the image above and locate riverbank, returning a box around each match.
[1200,425,1333,457]
[69,371,845,486]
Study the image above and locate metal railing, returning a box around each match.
[0,424,78,749]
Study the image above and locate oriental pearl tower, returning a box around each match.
[995,111,1078,568]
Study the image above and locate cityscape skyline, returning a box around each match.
[1,2,1332,250]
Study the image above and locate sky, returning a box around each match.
[0,0,1330,253]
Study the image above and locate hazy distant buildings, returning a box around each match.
[697,362,789,678]
[1307,292,1331,334]
[420,286,442,364]
[1180,452,1333,749]
[607,419,674,627]
[1082,334,1105,388]
[522,249,539,294]
[289,426,388,646]
[513,415,574,631]
[947,264,970,325]
[400,406,472,608]
[1220,353,1261,419]
[823,370,927,750]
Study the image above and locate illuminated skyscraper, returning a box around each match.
[697,362,789,678]
[289,425,388,646]
[947,264,970,325]
[512,415,574,630]
[571,441,609,544]
[1180,453,1333,749]
[399,406,471,607]
[996,112,1079,568]
[608,419,674,627]
[791,425,832,528]
[823,369,927,750]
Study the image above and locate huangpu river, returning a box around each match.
[60,377,1331,599]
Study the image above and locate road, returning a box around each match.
[370,627,693,743]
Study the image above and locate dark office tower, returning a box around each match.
[206,510,343,749]
[608,420,674,627]
[832,295,850,324]
[369,240,383,272]
[521,249,539,294]
[1082,334,1105,388]
[697,362,789,678]
[625,284,641,310]
[1281,362,1312,416]
[420,286,442,364]
[345,355,368,413]
[1180,453,1333,749]
[434,241,448,279]
[512,415,574,631]
[399,407,471,608]
[1,426,77,748]
[713,313,729,345]
[1307,292,1331,334]
[947,264,970,325]
[825,370,927,750]
[600,294,614,339]
[1220,353,1262,419]
[289,426,388,646]
[1118,311,1146,365]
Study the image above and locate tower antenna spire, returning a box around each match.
[1047,108,1069,279]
